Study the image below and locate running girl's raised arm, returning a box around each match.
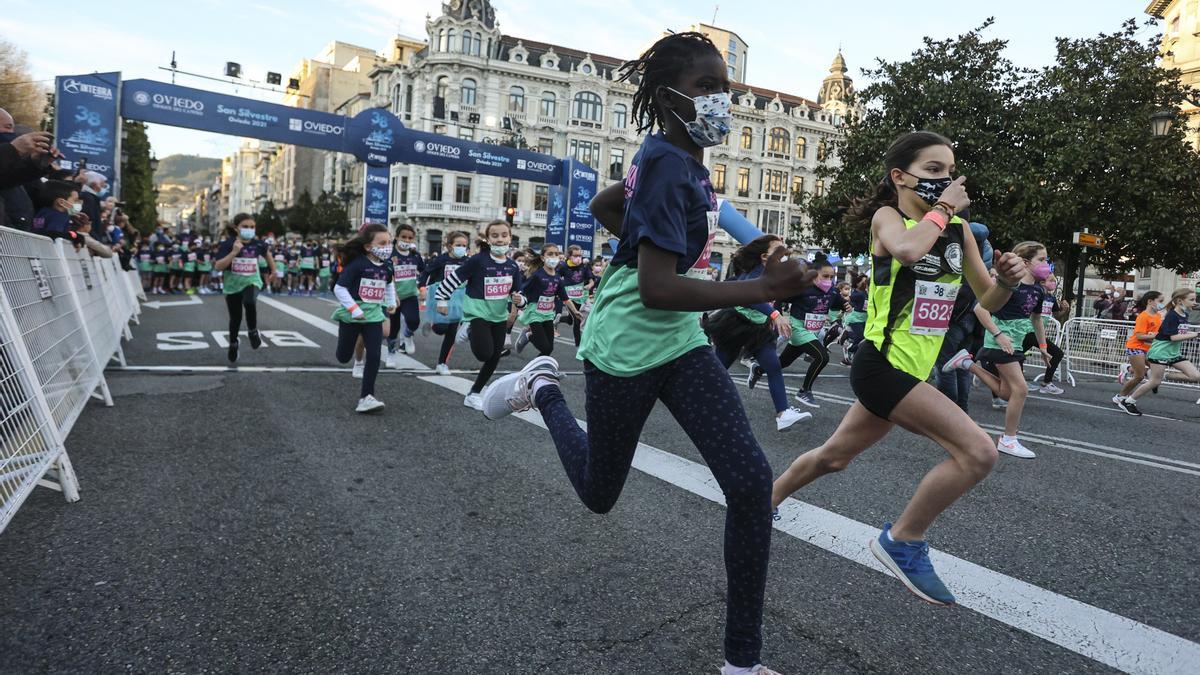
[638,244,811,311]
[589,182,625,236]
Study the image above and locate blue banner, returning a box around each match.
[362,165,390,225]
[121,79,350,154]
[545,184,568,250]
[563,159,597,258]
[54,72,121,186]
[396,130,562,184]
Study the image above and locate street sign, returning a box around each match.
[1072,232,1107,249]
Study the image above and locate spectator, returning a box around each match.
[1108,290,1130,322]
[30,180,80,237]
[78,171,106,230]
[1092,287,1114,318]
[68,210,113,259]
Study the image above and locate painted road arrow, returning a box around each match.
[143,296,203,309]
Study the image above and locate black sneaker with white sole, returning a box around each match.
[1116,398,1143,416]
[747,364,764,390]
[794,390,819,408]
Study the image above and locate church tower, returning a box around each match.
[817,51,854,118]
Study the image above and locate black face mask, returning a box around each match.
[903,170,954,206]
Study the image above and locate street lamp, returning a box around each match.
[149,155,160,172]
[1151,108,1175,138]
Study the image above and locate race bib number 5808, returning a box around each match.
[910,281,960,336]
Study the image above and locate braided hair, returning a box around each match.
[618,31,721,134]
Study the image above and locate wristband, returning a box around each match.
[769,310,781,320]
[934,201,956,214]
[1039,343,1048,350]
[922,210,948,231]
[997,279,1019,291]
[991,330,1002,337]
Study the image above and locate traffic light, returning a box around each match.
[505,206,516,225]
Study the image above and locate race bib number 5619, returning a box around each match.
[910,281,960,336]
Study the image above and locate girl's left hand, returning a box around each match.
[772,314,792,339]
[1039,348,1051,366]
[512,292,526,307]
[386,305,396,315]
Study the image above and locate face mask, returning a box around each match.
[67,201,83,215]
[903,171,954,207]
[1156,302,1167,311]
[815,278,834,292]
[592,266,603,275]
[368,246,391,259]
[237,228,255,240]
[490,245,510,257]
[0,131,16,143]
[569,255,582,265]
[1043,282,1058,293]
[397,241,414,251]
[452,245,467,257]
[666,87,732,148]
[1030,261,1052,281]
[544,257,561,268]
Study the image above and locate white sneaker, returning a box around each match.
[991,397,1007,410]
[1111,393,1125,405]
[403,335,416,355]
[456,323,471,344]
[435,363,452,376]
[356,395,385,413]
[997,437,1036,459]
[776,407,813,432]
[481,355,561,420]
[941,348,974,373]
[503,332,512,349]
[352,359,364,378]
[463,392,483,410]
[1038,382,1064,395]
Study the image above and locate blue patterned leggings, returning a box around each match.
[533,346,773,666]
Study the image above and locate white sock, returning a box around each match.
[1002,434,1016,443]
[530,377,556,398]
[722,662,760,675]
[1126,396,1137,404]
[884,528,895,543]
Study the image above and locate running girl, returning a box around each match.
[479,32,813,674]
[1120,288,1199,415]
[420,232,471,376]
[434,220,525,410]
[183,243,197,294]
[840,274,869,365]
[197,243,213,294]
[1114,291,1164,413]
[387,224,426,364]
[213,214,276,363]
[557,244,595,347]
[943,241,1054,459]
[331,224,396,413]
[773,131,1026,607]
[299,240,319,296]
[770,255,847,408]
[514,244,579,357]
[1031,274,1067,394]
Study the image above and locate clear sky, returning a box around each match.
[1,0,1162,159]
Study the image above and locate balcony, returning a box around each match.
[406,201,491,220]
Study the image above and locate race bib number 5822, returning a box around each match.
[910,281,960,336]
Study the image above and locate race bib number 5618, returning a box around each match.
[910,281,960,336]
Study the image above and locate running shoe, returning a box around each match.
[1117,398,1143,416]
[455,323,470,344]
[869,523,955,605]
[481,355,561,420]
[403,335,416,355]
[248,330,262,350]
[840,354,853,367]
[991,397,1007,410]
[500,348,512,358]
[227,339,238,363]
[941,348,974,373]
[435,363,452,376]
[355,395,385,413]
[1038,382,1064,395]
[387,338,397,354]
[463,392,484,411]
[747,363,764,390]
[776,407,812,432]
[352,359,364,379]
[794,390,819,408]
[515,329,531,354]
[717,665,782,675]
[997,437,1036,458]
[1111,394,1125,405]
[771,508,781,522]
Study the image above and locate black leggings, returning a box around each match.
[336,321,382,398]
[561,307,583,346]
[1022,333,1064,382]
[432,321,459,366]
[388,296,421,341]
[533,346,772,666]
[468,318,507,393]
[780,338,829,391]
[225,286,258,341]
[527,320,556,356]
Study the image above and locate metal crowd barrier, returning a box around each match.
[0,227,140,534]
[1059,316,1200,390]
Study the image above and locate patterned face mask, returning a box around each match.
[902,171,954,207]
[666,88,732,148]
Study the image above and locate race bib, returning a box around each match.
[801,312,824,332]
[321,256,330,268]
[394,264,418,282]
[1180,323,1193,335]
[685,211,720,280]
[566,284,585,300]
[187,253,197,262]
[231,257,258,275]
[537,295,556,312]
[302,256,316,267]
[484,275,512,300]
[358,277,387,302]
[910,280,960,336]
[1041,298,1055,316]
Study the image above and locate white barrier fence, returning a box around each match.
[1059,316,1200,390]
[1,227,140,534]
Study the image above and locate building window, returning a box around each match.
[403,84,413,120]
[814,179,825,198]
[761,169,787,201]
[740,126,753,150]
[509,86,525,112]
[436,76,449,100]
[430,175,444,202]
[534,185,549,211]
[458,127,473,140]
[400,176,408,210]
[728,52,737,66]
[433,124,447,135]
[503,181,519,208]
[768,127,790,156]
[473,33,482,56]
[455,176,471,203]
[572,91,603,123]
[816,139,827,162]
[728,65,736,79]
[438,29,447,52]
[758,210,783,236]
[729,37,737,51]
[540,91,557,118]
[795,136,807,159]
[447,29,456,52]
[792,175,805,203]
[537,137,554,155]
[712,163,726,193]
[569,139,599,167]
[612,103,628,129]
[736,167,750,197]
[462,30,472,54]
[581,64,593,75]
[461,78,477,106]
[609,148,625,180]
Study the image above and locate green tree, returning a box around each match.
[289,189,316,235]
[254,200,286,237]
[120,121,158,233]
[312,190,350,235]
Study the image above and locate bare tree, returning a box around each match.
[0,39,49,127]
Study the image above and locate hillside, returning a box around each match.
[154,154,221,206]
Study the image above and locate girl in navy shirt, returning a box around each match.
[419,231,471,375]
[556,244,595,347]
[515,244,579,357]
[386,224,426,364]
[214,214,276,363]
[1123,287,1199,414]
[331,224,396,413]
[773,256,849,408]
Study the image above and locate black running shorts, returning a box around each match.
[850,340,921,420]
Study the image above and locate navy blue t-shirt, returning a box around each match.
[447,252,520,301]
[1156,309,1193,341]
[992,282,1046,320]
[337,255,394,303]
[521,268,571,304]
[216,238,270,263]
[31,208,70,235]
[420,253,466,286]
[610,132,717,275]
[850,289,868,313]
[787,285,845,316]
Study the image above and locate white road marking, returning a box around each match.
[257,295,427,370]
[418,373,1200,675]
[111,364,587,377]
[143,296,203,309]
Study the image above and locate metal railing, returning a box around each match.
[1059,317,1199,390]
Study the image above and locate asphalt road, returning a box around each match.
[1,293,1197,674]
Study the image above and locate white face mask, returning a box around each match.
[490,245,510,257]
[369,246,392,259]
[544,257,561,268]
[666,87,733,148]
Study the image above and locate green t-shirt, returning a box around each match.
[983,317,1033,350]
[787,315,821,346]
[734,305,769,325]
[1147,338,1182,361]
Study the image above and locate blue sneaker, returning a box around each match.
[868,523,955,605]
